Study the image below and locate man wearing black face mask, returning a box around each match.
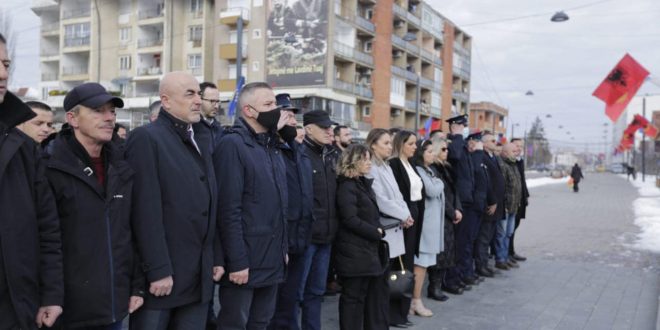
[214,82,290,329]
[268,93,315,329]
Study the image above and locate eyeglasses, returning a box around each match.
[201,98,221,105]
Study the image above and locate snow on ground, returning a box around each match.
[526,176,569,189]
[621,174,660,253]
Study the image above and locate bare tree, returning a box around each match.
[0,7,16,81]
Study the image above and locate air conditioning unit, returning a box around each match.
[394,21,405,29]
[393,50,404,58]
[392,109,402,117]
[363,41,373,53]
[362,106,371,117]
[365,8,374,20]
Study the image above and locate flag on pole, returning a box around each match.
[592,54,649,122]
[417,118,441,138]
[227,76,246,118]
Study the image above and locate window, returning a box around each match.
[119,55,131,70]
[187,54,202,68]
[229,30,248,44]
[64,23,90,38]
[189,25,203,41]
[190,0,202,13]
[228,64,248,79]
[228,0,250,8]
[119,27,131,42]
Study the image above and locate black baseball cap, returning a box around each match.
[63,82,124,112]
[446,114,468,125]
[303,110,337,128]
[275,93,300,113]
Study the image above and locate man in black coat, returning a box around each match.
[510,138,529,262]
[269,93,315,330]
[214,82,288,329]
[45,83,144,328]
[465,132,492,283]
[475,132,505,278]
[198,82,224,150]
[0,34,63,330]
[444,114,479,292]
[126,71,222,329]
[300,110,339,329]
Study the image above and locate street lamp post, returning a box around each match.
[415,75,420,133]
[236,14,244,86]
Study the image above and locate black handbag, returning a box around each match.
[388,255,414,299]
[379,215,401,230]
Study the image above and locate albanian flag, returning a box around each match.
[592,54,649,122]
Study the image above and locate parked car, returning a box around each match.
[608,163,625,174]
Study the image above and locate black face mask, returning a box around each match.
[279,125,298,142]
[255,107,281,131]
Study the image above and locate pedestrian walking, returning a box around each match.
[570,163,584,193]
[214,82,288,329]
[334,144,389,330]
[0,33,64,330]
[126,71,221,329]
[46,83,144,328]
[365,128,414,328]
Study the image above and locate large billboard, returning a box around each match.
[266,0,328,87]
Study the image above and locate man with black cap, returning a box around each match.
[300,109,338,330]
[0,32,63,329]
[45,82,144,328]
[126,71,221,329]
[442,114,478,294]
[269,93,315,329]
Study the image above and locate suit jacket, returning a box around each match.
[483,152,505,222]
[125,110,218,309]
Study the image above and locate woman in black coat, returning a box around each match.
[388,130,425,326]
[334,144,389,330]
[428,138,464,299]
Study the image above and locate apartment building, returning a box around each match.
[31,0,216,129]
[214,0,472,136]
[469,101,508,136]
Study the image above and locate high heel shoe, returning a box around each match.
[410,298,433,317]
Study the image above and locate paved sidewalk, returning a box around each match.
[318,173,660,329]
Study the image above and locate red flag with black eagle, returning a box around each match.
[593,54,649,122]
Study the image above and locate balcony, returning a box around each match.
[219,7,250,25]
[453,67,470,80]
[405,99,417,110]
[392,3,407,18]
[391,34,406,50]
[136,66,162,77]
[219,43,247,59]
[355,84,373,99]
[137,38,163,49]
[355,15,375,34]
[406,41,419,54]
[419,76,434,89]
[61,66,88,80]
[391,65,408,79]
[63,36,90,48]
[453,42,470,56]
[41,21,60,36]
[406,11,421,26]
[433,56,442,66]
[404,69,418,82]
[334,42,373,66]
[452,90,469,101]
[138,7,164,20]
[40,48,59,57]
[434,82,442,92]
[333,79,354,94]
[62,8,91,20]
[431,106,441,116]
[41,73,58,81]
[421,49,434,62]
[218,78,237,92]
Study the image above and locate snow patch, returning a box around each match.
[621,174,660,253]
[526,176,569,189]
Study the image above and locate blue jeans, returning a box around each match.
[495,213,516,262]
[299,243,331,330]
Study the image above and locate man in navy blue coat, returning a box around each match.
[126,71,222,329]
[214,82,289,329]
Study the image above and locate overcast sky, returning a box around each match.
[428,0,660,150]
[3,0,660,150]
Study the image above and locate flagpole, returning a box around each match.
[642,96,646,182]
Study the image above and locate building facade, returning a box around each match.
[32,0,471,134]
[32,0,216,129]
[468,101,507,135]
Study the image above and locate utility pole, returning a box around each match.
[642,96,646,182]
[236,14,243,85]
